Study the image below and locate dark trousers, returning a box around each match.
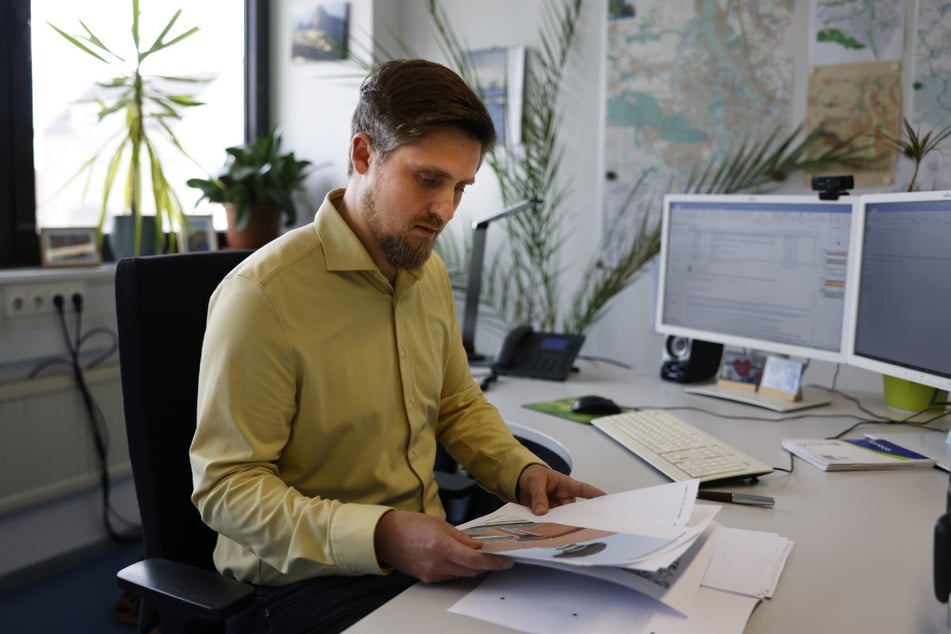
[226,573,415,634]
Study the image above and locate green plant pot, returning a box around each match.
[882,375,947,412]
[109,216,161,260]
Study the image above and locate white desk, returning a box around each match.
[350,363,950,633]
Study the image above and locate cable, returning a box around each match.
[577,355,633,370]
[50,293,141,543]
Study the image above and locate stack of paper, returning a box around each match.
[449,480,793,634]
[781,436,936,471]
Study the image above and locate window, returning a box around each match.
[0,0,268,268]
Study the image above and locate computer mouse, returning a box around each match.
[571,395,622,416]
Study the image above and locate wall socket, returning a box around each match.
[3,282,87,319]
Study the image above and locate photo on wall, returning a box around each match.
[468,46,525,147]
[290,2,350,62]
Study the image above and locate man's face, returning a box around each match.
[361,128,481,272]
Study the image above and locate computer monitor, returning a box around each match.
[843,190,951,392]
[656,193,854,364]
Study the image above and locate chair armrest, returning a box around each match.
[117,558,255,621]
[434,469,478,499]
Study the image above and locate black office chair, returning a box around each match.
[112,250,543,632]
[114,251,256,634]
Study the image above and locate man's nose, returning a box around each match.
[429,189,457,223]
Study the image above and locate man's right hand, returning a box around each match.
[373,509,513,583]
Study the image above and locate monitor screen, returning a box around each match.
[844,190,951,391]
[656,194,854,363]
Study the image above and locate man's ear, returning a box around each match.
[350,133,373,175]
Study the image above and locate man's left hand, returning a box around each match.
[516,464,606,515]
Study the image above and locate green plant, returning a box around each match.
[50,0,206,254]
[428,0,870,336]
[187,127,314,230]
[882,118,951,192]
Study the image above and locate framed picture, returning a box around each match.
[39,227,101,268]
[179,215,218,253]
[290,2,351,62]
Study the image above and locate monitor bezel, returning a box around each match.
[655,193,855,364]
[843,189,951,392]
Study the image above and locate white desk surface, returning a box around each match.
[349,362,950,634]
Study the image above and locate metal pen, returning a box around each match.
[697,490,775,507]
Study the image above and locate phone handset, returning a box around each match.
[493,325,534,369]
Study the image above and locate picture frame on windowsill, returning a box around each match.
[179,215,218,253]
[39,227,101,268]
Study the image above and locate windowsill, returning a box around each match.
[0,263,116,284]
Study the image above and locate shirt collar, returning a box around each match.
[314,188,426,284]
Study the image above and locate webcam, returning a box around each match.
[811,175,854,201]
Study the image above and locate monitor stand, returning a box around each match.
[683,382,832,413]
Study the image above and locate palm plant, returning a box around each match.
[427,0,871,336]
[882,119,951,192]
[50,0,206,255]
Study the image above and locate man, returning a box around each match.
[190,58,605,633]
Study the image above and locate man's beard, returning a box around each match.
[364,186,443,272]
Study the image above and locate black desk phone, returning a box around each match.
[493,325,585,381]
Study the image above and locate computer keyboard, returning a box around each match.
[591,409,774,483]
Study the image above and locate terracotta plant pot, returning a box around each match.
[225,203,282,250]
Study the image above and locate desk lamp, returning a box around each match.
[462,198,542,364]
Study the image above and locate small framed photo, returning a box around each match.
[759,356,805,401]
[179,215,218,253]
[39,227,101,268]
[717,349,766,392]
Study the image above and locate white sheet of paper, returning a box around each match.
[458,479,700,538]
[449,562,758,634]
[701,527,794,599]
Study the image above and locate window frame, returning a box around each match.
[0,0,268,268]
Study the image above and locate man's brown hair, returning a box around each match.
[349,59,496,174]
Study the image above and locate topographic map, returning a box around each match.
[913,2,951,131]
[809,0,905,64]
[910,1,951,190]
[604,2,794,192]
[804,61,901,187]
[805,0,905,187]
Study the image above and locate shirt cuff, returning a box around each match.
[328,503,392,575]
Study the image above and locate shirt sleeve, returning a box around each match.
[190,274,389,583]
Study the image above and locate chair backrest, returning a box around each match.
[115,251,251,571]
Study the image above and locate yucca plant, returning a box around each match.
[883,118,951,192]
[50,0,206,255]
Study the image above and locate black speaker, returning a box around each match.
[660,336,723,383]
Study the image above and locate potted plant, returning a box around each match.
[50,1,206,257]
[187,127,314,249]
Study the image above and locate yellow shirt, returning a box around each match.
[190,189,540,585]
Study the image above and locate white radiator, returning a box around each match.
[0,365,130,514]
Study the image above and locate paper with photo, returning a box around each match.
[464,520,672,567]
[459,481,709,569]
[527,522,721,616]
[459,479,699,537]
